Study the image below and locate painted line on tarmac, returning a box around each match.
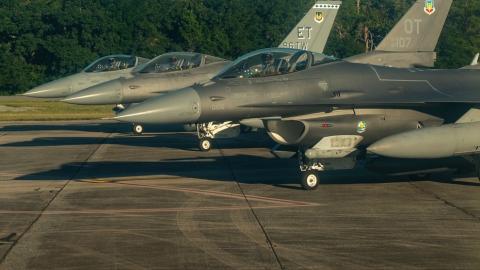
[0,179,321,216]
[0,204,316,216]
[79,179,319,207]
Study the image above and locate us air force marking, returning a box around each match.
[424,0,436,15]
[315,12,324,24]
[356,121,367,134]
[313,3,340,24]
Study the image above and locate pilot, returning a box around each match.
[107,58,120,71]
[261,53,277,76]
[169,56,181,71]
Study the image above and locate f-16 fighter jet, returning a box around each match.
[62,1,342,135]
[23,55,149,98]
[114,0,453,152]
[113,0,480,190]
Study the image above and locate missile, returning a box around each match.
[368,122,480,159]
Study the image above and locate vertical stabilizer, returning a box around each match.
[471,53,479,66]
[376,0,452,52]
[279,1,341,53]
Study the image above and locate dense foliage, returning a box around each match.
[0,0,478,95]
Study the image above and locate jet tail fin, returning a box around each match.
[471,53,479,66]
[376,0,453,52]
[279,1,341,53]
[345,0,452,68]
[461,53,480,69]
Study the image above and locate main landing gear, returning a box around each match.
[299,151,325,190]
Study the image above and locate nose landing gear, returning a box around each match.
[196,122,240,151]
[199,138,213,152]
[132,124,144,135]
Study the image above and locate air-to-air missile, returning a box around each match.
[114,0,480,190]
[23,55,149,98]
[113,0,453,150]
[61,1,342,135]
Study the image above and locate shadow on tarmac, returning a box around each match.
[0,122,189,134]
[0,132,276,151]
[14,155,480,189]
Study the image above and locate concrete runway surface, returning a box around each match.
[0,121,479,270]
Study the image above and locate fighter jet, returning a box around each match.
[114,0,479,190]
[23,55,149,98]
[62,1,342,135]
[113,0,452,152]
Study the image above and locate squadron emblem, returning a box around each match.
[314,12,324,23]
[356,121,367,134]
[424,0,436,15]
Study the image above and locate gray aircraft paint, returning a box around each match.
[23,55,149,98]
[63,1,341,106]
[345,0,452,68]
[114,60,480,124]
[279,1,341,53]
[63,53,229,105]
[113,0,453,126]
[113,59,480,161]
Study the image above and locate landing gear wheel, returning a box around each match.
[301,171,320,190]
[132,124,144,135]
[199,138,212,152]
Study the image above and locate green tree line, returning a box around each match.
[0,0,478,95]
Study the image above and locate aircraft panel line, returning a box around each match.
[369,65,453,98]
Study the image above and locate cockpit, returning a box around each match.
[137,52,226,74]
[84,55,140,73]
[215,48,337,79]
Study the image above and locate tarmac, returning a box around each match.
[0,120,480,270]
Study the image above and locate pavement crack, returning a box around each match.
[409,182,480,222]
[218,148,285,270]
[0,133,112,265]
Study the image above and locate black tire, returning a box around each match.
[477,167,480,181]
[301,171,320,190]
[132,124,144,135]
[199,138,213,152]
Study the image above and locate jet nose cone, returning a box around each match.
[62,80,123,105]
[23,82,71,98]
[114,87,201,125]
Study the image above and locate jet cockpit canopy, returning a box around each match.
[138,52,227,74]
[83,55,145,73]
[215,48,336,79]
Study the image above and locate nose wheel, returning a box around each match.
[199,138,212,152]
[132,124,144,135]
[301,171,320,190]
